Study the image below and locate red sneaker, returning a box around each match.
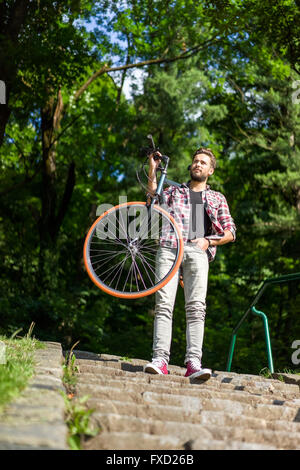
[144,358,168,375]
[185,359,211,381]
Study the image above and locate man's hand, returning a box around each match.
[147,151,162,196]
[191,231,234,250]
[149,151,162,171]
[191,238,210,250]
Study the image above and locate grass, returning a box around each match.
[0,331,99,450]
[0,324,43,413]
[61,392,99,450]
[61,341,100,450]
[259,366,300,381]
[62,340,80,392]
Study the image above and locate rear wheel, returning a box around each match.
[83,202,184,298]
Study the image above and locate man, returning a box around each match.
[144,148,236,380]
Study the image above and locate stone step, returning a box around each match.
[195,409,300,432]
[76,368,299,395]
[0,423,67,450]
[75,381,300,415]
[76,383,300,428]
[0,342,68,450]
[83,430,276,450]
[185,437,276,451]
[87,412,300,449]
[142,391,300,421]
[213,371,300,393]
[76,371,300,408]
[83,396,300,428]
[76,375,300,407]
[83,431,183,450]
[74,353,300,390]
[75,363,299,397]
[72,350,300,451]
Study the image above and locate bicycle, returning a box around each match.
[83,135,184,299]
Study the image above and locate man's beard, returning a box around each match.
[190,170,206,182]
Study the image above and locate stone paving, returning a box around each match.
[72,350,300,450]
[0,342,68,450]
[0,344,300,450]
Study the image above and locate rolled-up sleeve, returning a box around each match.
[218,195,236,241]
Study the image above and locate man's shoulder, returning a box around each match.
[164,183,188,193]
[206,188,226,200]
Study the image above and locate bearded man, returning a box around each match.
[144,148,236,380]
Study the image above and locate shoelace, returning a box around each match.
[189,359,201,371]
[153,358,166,368]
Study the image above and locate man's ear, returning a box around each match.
[208,167,214,176]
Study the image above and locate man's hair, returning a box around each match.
[192,148,217,169]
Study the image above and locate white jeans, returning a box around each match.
[153,243,209,365]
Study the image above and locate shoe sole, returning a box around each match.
[144,364,167,375]
[186,370,212,381]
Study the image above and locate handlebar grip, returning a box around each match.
[147,134,155,150]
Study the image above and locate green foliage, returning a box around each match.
[61,392,99,450]
[0,332,43,412]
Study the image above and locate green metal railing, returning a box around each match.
[226,272,300,373]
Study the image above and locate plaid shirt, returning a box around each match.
[159,181,236,262]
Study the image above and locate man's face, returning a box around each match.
[190,153,214,182]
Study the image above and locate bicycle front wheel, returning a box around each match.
[83,202,184,299]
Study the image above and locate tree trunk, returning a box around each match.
[38,88,76,282]
[0,0,30,146]
[39,92,59,245]
[39,87,76,243]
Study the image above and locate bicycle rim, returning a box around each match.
[83,202,184,298]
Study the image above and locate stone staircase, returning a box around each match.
[72,350,300,450]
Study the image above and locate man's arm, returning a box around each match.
[192,192,236,250]
[209,230,234,246]
[217,194,236,241]
[147,151,162,197]
[191,230,234,251]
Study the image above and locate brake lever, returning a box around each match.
[147,134,155,150]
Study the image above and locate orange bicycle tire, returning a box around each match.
[83,201,184,299]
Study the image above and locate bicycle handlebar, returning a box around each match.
[147,134,155,149]
[136,134,170,194]
[140,134,161,160]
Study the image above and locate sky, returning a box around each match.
[82,15,145,101]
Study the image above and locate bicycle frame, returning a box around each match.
[147,155,182,209]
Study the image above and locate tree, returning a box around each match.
[1,1,299,372]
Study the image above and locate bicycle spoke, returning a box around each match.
[136,251,158,281]
[109,253,130,290]
[135,252,156,287]
[85,203,182,297]
[91,250,125,267]
[95,217,127,248]
[122,258,135,292]
[99,255,129,282]
[132,257,140,291]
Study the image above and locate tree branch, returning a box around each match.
[74,36,223,102]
